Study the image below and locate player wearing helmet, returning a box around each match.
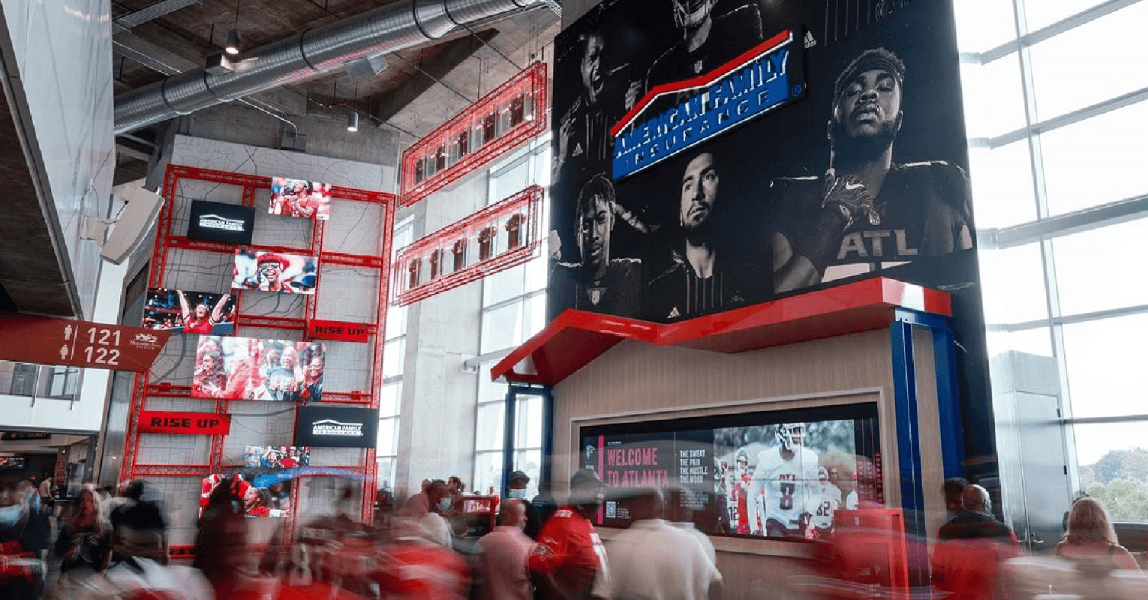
[726,448,756,535]
[748,423,820,538]
[809,466,842,538]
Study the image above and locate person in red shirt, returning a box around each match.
[177,290,230,334]
[528,469,609,600]
[244,486,272,517]
[375,517,470,600]
[728,448,756,535]
[249,254,297,293]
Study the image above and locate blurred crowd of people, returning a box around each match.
[2,465,1145,600]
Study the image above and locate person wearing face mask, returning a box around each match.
[419,480,454,550]
[507,471,542,540]
[476,499,533,600]
[0,469,46,599]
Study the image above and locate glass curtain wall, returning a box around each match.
[378,216,414,493]
[473,136,552,497]
[956,0,1148,526]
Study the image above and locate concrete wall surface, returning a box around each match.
[1,0,115,318]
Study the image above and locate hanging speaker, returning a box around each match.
[100,185,164,265]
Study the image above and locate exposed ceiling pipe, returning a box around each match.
[114,0,540,134]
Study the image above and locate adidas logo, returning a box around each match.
[667,307,681,318]
[804,31,816,48]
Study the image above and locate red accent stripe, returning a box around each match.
[610,30,793,138]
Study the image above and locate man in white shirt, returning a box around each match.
[594,488,722,600]
[476,499,534,600]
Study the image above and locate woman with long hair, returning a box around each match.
[1056,496,1143,572]
[176,290,230,334]
[54,484,110,575]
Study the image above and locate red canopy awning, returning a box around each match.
[491,277,951,386]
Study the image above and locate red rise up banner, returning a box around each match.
[307,319,370,342]
[0,313,171,372]
[138,411,232,435]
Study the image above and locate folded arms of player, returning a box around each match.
[773,176,876,293]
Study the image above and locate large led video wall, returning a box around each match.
[270,177,332,221]
[551,0,995,482]
[145,288,237,334]
[192,336,325,401]
[548,0,976,321]
[579,402,882,539]
[232,249,318,295]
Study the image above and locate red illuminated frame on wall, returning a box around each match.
[393,185,543,306]
[399,61,547,207]
[122,164,394,546]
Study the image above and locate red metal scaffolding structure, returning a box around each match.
[393,185,544,306]
[399,61,548,207]
[121,164,394,556]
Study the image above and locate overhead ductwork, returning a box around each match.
[114,0,540,134]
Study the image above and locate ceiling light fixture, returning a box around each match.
[346,82,359,132]
[225,0,242,56]
[225,29,241,55]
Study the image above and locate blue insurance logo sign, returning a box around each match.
[611,30,804,180]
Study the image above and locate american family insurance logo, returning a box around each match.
[311,419,364,437]
[198,214,247,232]
[611,30,803,180]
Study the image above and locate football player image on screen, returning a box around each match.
[809,466,842,538]
[642,0,762,107]
[648,151,768,320]
[748,423,820,538]
[727,447,757,535]
[549,174,642,317]
[771,48,973,293]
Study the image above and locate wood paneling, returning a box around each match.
[550,328,949,598]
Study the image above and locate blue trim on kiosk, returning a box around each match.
[933,327,966,479]
[890,307,965,588]
[893,307,966,479]
[890,319,929,588]
[889,320,925,525]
